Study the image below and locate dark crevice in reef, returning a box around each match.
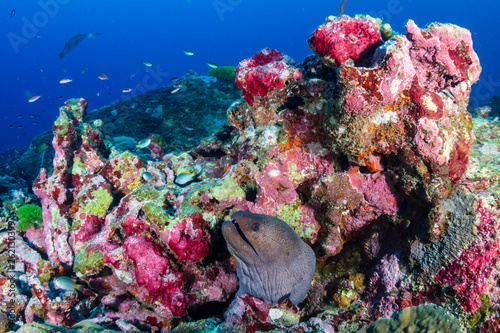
[187,299,232,322]
[214,124,236,141]
[296,180,315,205]
[358,165,371,174]
[21,234,50,261]
[307,215,405,316]
[277,96,305,113]
[191,148,227,158]
[242,182,259,203]
[108,190,125,215]
[338,154,350,172]
[383,153,434,243]
[353,40,383,67]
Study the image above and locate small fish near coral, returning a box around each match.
[136,137,151,149]
[222,211,316,305]
[174,170,197,186]
[53,276,81,291]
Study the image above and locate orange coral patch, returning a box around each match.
[279,128,302,150]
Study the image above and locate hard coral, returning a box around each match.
[357,304,465,333]
[327,18,479,206]
[308,15,381,68]
[235,48,303,113]
[433,201,500,313]
[13,12,491,333]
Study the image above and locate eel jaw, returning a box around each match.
[232,218,259,257]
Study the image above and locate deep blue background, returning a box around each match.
[1,0,498,153]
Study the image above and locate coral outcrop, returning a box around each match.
[2,13,497,333]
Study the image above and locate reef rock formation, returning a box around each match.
[3,14,497,333]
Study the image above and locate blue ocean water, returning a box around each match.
[0,0,498,153]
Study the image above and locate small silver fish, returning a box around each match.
[54,276,78,290]
[136,138,151,149]
[174,170,197,186]
[142,171,154,182]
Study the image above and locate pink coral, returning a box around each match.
[15,13,489,332]
[406,20,480,90]
[308,15,381,67]
[99,152,144,194]
[162,213,211,262]
[327,19,479,201]
[235,48,303,114]
[434,202,500,312]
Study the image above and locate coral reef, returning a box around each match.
[1,13,497,333]
[0,71,240,196]
[308,15,381,68]
[357,303,465,333]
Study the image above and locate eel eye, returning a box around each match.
[252,223,260,231]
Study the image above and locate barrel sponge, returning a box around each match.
[357,303,465,333]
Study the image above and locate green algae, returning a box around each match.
[132,185,161,201]
[208,174,245,203]
[178,182,215,216]
[82,187,113,217]
[106,151,144,192]
[276,201,317,242]
[288,163,303,183]
[467,294,492,327]
[143,202,171,231]
[74,248,104,275]
[27,302,48,323]
[53,113,71,136]
[465,118,500,208]
[357,303,465,333]
[36,260,53,284]
[71,186,113,230]
[17,205,42,231]
[49,206,61,229]
[71,155,87,178]
[171,318,221,333]
[64,98,86,119]
[15,322,111,333]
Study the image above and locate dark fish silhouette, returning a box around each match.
[59,32,102,58]
[10,9,15,18]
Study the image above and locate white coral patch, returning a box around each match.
[269,309,284,320]
[259,125,280,147]
[114,268,133,284]
[390,78,402,96]
[372,111,398,126]
[307,142,329,156]
[268,169,280,177]
[421,94,437,112]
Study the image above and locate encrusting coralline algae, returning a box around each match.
[2,13,499,333]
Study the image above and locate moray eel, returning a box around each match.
[222,211,316,305]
